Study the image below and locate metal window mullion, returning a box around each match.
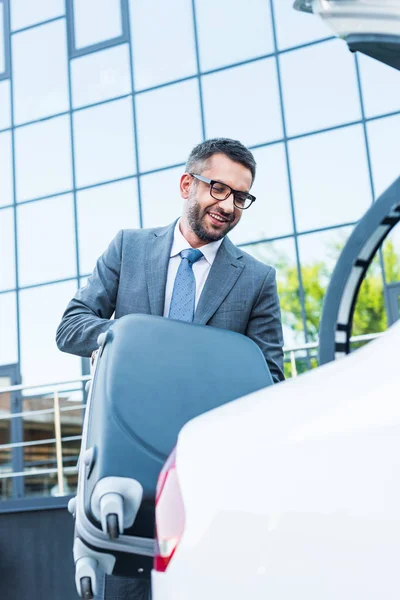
[191,0,206,141]
[66,0,129,59]
[354,53,389,312]
[5,0,24,499]
[0,0,11,80]
[123,0,144,228]
[269,0,311,367]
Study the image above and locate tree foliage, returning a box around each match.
[251,239,400,344]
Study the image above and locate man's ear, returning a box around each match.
[180,173,192,199]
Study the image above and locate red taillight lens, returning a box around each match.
[154,447,185,572]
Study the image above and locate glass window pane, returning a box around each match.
[0,292,18,365]
[77,179,140,275]
[281,40,361,137]
[359,54,400,119]
[0,80,11,130]
[15,115,73,202]
[367,114,400,199]
[0,3,5,74]
[196,0,274,71]
[298,226,354,340]
[289,125,372,232]
[230,143,293,245]
[73,98,136,188]
[351,254,386,340]
[71,44,131,109]
[273,0,332,50]
[382,225,400,285]
[136,80,202,172]
[11,0,64,31]
[17,195,77,287]
[0,131,13,207]
[202,59,282,147]
[141,167,183,228]
[19,280,81,386]
[0,374,12,491]
[73,0,122,50]
[0,207,16,290]
[243,237,304,351]
[129,0,196,91]
[12,20,69,125]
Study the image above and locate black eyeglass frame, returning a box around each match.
[189,173,256,210]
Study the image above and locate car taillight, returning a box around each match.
[154,447,185,572]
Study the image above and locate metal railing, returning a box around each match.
[283,332,382,377]
[0,375,90,502]
[0,331,382,501]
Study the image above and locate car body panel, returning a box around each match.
[152,322,400,599]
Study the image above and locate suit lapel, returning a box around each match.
[194,237,244,325]
[145,222,175,316]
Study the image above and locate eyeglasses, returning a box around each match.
[189,173,256,210]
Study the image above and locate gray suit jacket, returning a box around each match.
[56,222,285,382]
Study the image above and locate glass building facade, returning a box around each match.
[0,0,400,499]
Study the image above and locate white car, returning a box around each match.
[152,321,400,599]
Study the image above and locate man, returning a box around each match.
[56,137,284,382]
[56,138,284,599]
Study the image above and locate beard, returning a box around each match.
[186,189,238,243]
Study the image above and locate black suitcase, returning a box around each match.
[69,314,273,598]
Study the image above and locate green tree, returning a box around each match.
[250,238,400,376]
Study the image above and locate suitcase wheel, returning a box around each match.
[80,576,94,599]
[106,513,119,539]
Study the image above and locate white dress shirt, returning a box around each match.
[163,220,223,317]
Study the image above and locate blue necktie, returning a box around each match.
[168,249,203,322]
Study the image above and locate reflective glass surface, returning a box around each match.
[230,143,293,245]
[141,166,183,228]
[0,79,10,130]
[0,0,399,444]
[136,80,202,172]
[73,97,136,188]
[0,131,13,207]
[17,194,77,287]
[0,292,18,365]
[196,0,274,71]
[11,0,64,31]
[71,44,131,109]
[15,115,73,202]
[382,225,400,285]
[202,59,283,147]
[0,3,4,74]
[289,125,371,232]
[298,226,354,340]
[281,39,361,136]
[358,53,400,119]
[12,20,69,125]
[367,114,400,198]
[73,0,122,50]
[129,0,196,90]
[0,207,16,291]
[19,280,81,386]
[0,374,12,491]
[77,178,140,275]
[273,0,332,50]
[351,253,386,339]
[243,236,303,349]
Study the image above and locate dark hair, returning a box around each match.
[185,138,256,183]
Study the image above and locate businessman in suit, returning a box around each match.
[56,137,284,382]
[57,138,284,599]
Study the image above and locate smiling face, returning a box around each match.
[179,153,253,248]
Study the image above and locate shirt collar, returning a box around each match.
[170,219,223,266]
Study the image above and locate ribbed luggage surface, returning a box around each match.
[72,314,273,595]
